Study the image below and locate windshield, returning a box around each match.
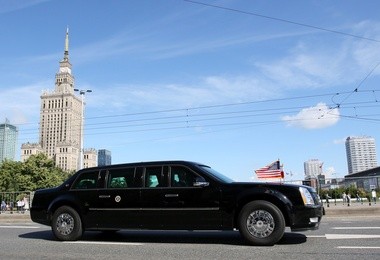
[199,165,234,183]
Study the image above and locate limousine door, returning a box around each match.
[70,170,101,229]
[95,168,142,229]
[140,166,222,229]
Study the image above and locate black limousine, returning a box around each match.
[31,161,323,246]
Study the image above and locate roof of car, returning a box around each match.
[78,160,206,172]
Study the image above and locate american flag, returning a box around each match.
[255,160,284,179]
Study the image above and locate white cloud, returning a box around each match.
[0,83,46,124]
[333,137,347,144]
[0,0,50,14]
[351,21,380,72]
[88,74,282,114]
[324,166,336,178]
[282,103,340,129]
[254,21,380,91]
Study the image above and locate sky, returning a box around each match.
[1,0,380,182]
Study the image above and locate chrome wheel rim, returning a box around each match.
[56,213,75,235]
[246,210,275,238]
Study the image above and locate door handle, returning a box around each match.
[165,194,179,198]
[99,195,111,199]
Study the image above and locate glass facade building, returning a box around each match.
[0,120,18,162]
[98,149,111,166]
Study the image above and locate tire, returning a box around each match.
[238,200,285,246]
[51,206,83,241]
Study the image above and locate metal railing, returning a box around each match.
[0,191,33,214]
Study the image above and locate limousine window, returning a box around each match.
[107,167,139,188]
[145,166,163,187]
[72,171,98,189]
[199,165,233,183]
[171,166,197,187]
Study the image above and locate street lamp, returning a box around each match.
[74,88,92,170]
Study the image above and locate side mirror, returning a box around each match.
[193,177,209,187]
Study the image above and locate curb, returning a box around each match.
[324,204,380,217]
[0,214,32,223]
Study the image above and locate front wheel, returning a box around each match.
[51,206,83,241]
[238,200,285,246]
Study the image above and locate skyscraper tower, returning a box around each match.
[0,119,18,162]
[21,28,97,171]
[346,136,378,174]
[39,28,82,171]
[304,159,323,178]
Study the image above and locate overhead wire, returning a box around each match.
[183,0,380,43]
[15,2,380,143]
[15,90,380,143]
[182,0,380,122]
[331,62,380,108]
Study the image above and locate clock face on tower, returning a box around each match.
[59,67,71,74]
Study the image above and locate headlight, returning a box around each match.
[299,187,315,206]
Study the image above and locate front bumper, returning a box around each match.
[290,205,323,231]
[30,207,50,226]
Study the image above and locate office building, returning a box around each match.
[21,29,97,171]
[346,136,378,174]
[98,149,112,166]
[304,159,323,178]
[21,142,43,162]
[0,119,18,162]
[84,148,98,168]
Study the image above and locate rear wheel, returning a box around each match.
[51,206,83,241]
[238,200,285,246]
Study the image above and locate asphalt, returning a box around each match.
[1,202,379,223]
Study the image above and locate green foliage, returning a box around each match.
[0,159,23,192]
[320,185,376,201]
[0,154,71,192]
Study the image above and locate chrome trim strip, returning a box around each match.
[165,194,179,198]
[89,207,220,211]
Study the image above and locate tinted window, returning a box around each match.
[171,166,197,187]
[145,167,162,188]
[72,171,99,189]
[107,167,140,188]
[145,166,166,188]
[199,165,233,183]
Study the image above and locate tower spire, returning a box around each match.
[64,27,69,61]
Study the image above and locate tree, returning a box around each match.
[0,159,23,192]
[0,154,71,191]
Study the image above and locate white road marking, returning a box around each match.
[332,227,380,230]
[0,225,39,229]
[325,234,380,239]
[64,241,143,246]
[337,246,380,249]
[306,234,380,239]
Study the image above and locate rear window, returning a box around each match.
[107,167,140,188]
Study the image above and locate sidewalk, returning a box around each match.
[0,211,32,223]
[324,200,380,217]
